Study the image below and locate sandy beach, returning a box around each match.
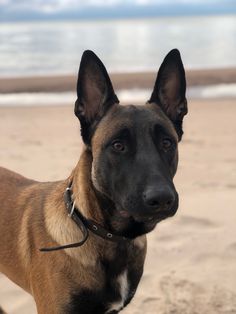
[0,70,236,313]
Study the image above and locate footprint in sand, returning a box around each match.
[226,242,236,256]
[159,275,236,314]
[225,183,236,189]
[21,139,42,146]
[179,215,217,228]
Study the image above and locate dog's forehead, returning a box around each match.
[92,103,177,146]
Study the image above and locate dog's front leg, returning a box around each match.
[0,306,7,314]
[34,291,70,314]
[31,273,73,314]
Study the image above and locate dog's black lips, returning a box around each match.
[107,204,175,239]
[111,192,179,236]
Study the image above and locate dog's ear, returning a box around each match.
[148,49,187,141]
[75,50,119,144]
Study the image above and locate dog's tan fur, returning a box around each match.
[0,145,146,313]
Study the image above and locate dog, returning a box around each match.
[0,49,187,314]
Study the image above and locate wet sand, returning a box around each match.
[0,67,236,94]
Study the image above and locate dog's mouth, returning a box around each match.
[133,212,172,223]
[112,206,178,239]
[118,209,131,218]
[117,207,177,223]
[114,190,179,225]
[97,191,178,239]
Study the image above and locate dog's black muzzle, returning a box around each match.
[123,184,179,224]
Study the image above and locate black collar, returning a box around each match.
[40,182,129,252]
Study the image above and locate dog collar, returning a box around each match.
[40,182,129,252]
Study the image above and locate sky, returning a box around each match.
[0,0,236,21]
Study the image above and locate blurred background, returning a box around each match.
[0,1,236,314]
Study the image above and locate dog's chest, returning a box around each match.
[67,268,132,314]
[66,242,145,313]
[105,269,130,313]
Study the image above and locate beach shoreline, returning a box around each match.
[1,67,236,94]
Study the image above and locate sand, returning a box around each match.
[0,86,236,313]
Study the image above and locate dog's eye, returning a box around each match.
[161,138,173,151]
[112,140,125,152]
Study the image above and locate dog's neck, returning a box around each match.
[70,148,107,226]
[45,147,145,264]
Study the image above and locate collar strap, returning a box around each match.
[40,182,129,252]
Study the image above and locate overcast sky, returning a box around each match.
[0,0,235,19]
[0,0,230,12]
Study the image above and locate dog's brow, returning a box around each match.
[105,127,132,144]
[153,123,177,139]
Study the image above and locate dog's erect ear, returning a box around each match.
[148,49,187,141]
[75,50,119,144]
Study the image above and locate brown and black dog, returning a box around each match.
[0,49,187,314]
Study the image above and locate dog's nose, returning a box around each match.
[143,187,175,211]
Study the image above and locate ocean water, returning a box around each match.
[1,84,236,107]
[0,15,236,77]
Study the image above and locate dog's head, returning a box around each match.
[74,50,187,238]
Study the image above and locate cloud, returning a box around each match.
[0,0,10,4]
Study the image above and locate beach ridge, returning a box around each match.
[1,68,236,94]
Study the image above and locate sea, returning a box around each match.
[0,14,236,105]
[1,15,236,76]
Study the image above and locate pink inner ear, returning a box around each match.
[157,71,184,122]
[163,73,181,106]
[83,73,107,122]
